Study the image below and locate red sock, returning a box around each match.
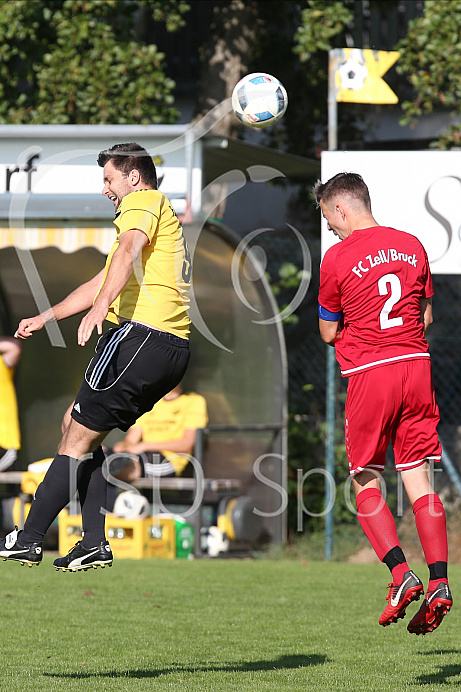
[356,488,409,583]
[413,493,448,590]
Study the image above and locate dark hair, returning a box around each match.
[97,142,157,189]
[313,172,371,211]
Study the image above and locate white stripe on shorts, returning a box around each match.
[87,322,133,389]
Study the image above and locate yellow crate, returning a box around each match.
[58,510,176,559]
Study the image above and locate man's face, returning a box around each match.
[102,160,133,209]
[319,199,349,240]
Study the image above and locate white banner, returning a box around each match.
[321,151,461,274]
[0,128,202,216]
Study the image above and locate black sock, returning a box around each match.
[383,546,406,572]
[21,454,80,544]
[79,446,108,548]
[429,561,448,581]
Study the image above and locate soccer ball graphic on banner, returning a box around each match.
[231,73,288,128]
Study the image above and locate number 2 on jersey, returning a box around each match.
[378,273,403,330]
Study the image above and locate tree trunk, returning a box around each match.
[194,0,259,220]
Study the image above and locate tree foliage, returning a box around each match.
[294,0,353,62]
[397,0,461,149]
[194,0,357,157]
[244,1,369,159]
[293,0,461,151]
[0,0,189,124]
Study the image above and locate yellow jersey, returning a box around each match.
[103,190,191,338]
[135,392,208,475]
[0,358,20,450]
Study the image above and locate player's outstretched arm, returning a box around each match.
[14,269,106,340]
[77,229,148,346]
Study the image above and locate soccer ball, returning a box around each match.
[201,526,229,558]
[113,490,149,519]
[231,72,288,128]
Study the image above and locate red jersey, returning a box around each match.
[318,226,434,376]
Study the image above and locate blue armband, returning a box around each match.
[318,304,343,321]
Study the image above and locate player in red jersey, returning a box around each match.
[315,173,452,635]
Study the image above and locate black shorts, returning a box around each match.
[71,322,190,432]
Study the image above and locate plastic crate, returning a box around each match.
[58,510,176,559]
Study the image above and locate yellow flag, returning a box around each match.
[331,48,400,104]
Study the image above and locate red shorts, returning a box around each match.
[344,359,441,476]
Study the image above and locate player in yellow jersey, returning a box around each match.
[109,383,208,481]
[0,337,21,471]
[1,143,191,571]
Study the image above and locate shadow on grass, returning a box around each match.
[414,650,461,686]
[43,653,327,680]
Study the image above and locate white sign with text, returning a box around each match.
[0,130,202,216]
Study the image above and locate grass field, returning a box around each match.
[0,555,459,691]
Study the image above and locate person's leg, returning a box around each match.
[395,360,452,634]
[345,366,422,625]
[60,401,74,435]
[402,462,448,588]
[77,445,108,548]
[401,463,452,634]
[102,450,144,512]
[354,470,411,584]
[50,421,114,571]
[353,470,423,626]
[348,374,400,578]
[347,368,404,579]
[2,420,107,549]
[19,454,82,545]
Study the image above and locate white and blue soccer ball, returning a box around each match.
[231,72,288,128]
[113,490,149,519]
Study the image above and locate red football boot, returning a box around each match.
[407,582,452,635]
[379,570,424,627]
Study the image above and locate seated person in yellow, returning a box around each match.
[0,336,21,471]
[110,384,208,481]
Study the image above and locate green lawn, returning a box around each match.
[0,556,459,691]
